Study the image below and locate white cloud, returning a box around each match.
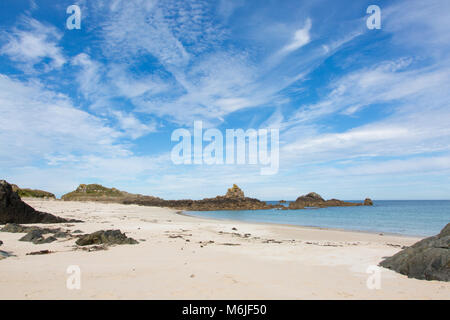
[0,74,128,167]
[111,111,157,139]
[72,53,103,100]
[291,58,450,123]
[280,18,312,54]
[0,16,66,72]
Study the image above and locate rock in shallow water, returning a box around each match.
[379,223,450,282]
[75,230,138,246]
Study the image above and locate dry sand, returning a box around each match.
[0,199,448,299]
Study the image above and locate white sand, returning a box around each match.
[0,199,448,299]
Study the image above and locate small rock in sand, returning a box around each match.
[76,230,138,246]
[26,250,53,255]
[1,223,33,233]
[54,231,70,238]
[19,230,44,242]
[0,250,13,260]
[33,236,57,244]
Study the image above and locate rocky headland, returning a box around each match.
[61,183,153,203]
[11,184,55,199]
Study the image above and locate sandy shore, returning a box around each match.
[0,199,448,299]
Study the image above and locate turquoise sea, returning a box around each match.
[186,200,450,237]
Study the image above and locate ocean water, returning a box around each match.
[186,200,450,237]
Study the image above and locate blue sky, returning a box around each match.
[1,0,449,200]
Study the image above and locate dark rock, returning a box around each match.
[288,192,369,209]
[18,229,57,244]
[54,231,70,238]
[27,250,53,255]
[379,223,450,282]
[72,230,84,234]
[75,230,138,246]
[33,236,57,244]
[1,223,60,235]
[0,180,81,224]
[0,223,33,233]
[19,230,44,242]
[0,250,14,260]
[0,240,3,246]
[364,198,374,206]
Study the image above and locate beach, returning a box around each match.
[0,199,448,299]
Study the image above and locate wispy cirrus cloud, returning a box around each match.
[0,73,140,167]
[0,16,66,72]
[1,0,449,200]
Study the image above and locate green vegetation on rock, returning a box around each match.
[61,184,137,201]
[11,184,55,199]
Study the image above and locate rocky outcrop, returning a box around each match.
[124,185,281,211]
[364,198,374,206]
[0,180,80,224]
[75,230,138,246]
[379,223,450,282]
[225,184,245,199]
[288,192,372,209]
[61,183,159,203]
[11,184,55,199]
[61,183,373,212]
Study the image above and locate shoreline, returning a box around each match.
[0,199,448,299]
[179,210,423,240]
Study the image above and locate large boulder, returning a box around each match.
[75,230,138,246]
[0,180,80,224]
[379,223,450,282]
